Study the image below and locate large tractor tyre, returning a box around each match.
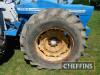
[0,12,6,62]
[0,26,5,47]
[20,9,86,69]
[0,26,5,60]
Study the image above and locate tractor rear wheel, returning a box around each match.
[0,10,6,63]
[0,23,6,63]
[20,9,86,69]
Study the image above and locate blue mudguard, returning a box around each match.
[5,1,94,37]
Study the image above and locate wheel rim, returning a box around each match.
[35,28,74,62]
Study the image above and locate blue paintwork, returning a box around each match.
[4,0,94,37]
[4,29,17,36]
[20,0,58,4]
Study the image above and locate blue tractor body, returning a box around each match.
[4,0,94,37]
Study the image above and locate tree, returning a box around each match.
[73,0,89,5]
[90,0,100,6]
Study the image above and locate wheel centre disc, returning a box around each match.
[49,37,58,47]
[35,28,74,62]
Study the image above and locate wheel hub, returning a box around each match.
[35,29,74,62]
[49,37,58,47]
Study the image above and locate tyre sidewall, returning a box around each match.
[25,19,82,69]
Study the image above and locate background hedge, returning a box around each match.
[73,0,100,6]
[73,0,89,5]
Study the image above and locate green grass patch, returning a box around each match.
[0,10,100,75]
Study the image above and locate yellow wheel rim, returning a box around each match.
[35,28,74,62]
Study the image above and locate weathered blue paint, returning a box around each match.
[3,0,94,37]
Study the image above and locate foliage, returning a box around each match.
[73,0,89,5]
[90,0,100,6]
[73,0,100,6]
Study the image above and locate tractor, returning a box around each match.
[0,0,94,69]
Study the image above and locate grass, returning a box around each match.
[0,10,100,75]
